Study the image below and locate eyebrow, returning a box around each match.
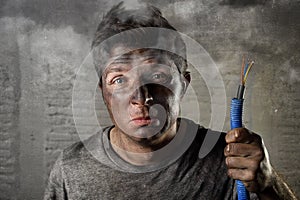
[103,52,173,77]
[109,50,167,64]
[104,66,129,77]
[110,55,132,64]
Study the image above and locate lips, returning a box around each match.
[129,105,162,127]
[130,116,152,126]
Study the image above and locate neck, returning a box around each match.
[110,122,177,165]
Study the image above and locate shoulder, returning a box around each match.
[181,118,226,159]
[61,139,87,162]
[59,127,109,165]
[182,118,226,145]
[57,126,116,170]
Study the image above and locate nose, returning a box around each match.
[130,85,153,106]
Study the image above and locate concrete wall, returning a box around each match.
[0,0,299,199]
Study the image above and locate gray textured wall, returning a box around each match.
[0,0,299,199]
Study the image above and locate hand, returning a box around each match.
[224,128,273,193]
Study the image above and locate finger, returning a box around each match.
[243,181,251,188]
[242,181,260,192]
[227,168,257,182]
[226,156,259,171]
[226,128,246,143]
[226,128,260,144]
[224,143,263,158]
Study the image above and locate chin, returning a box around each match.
[130,126,163,139]
[129,133,163,147]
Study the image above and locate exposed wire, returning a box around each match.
[237,57,255,99]
[241,55,245,85]
[240,57,255,85]
[243,60,255,84]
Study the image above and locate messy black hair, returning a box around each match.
[91,2,187,82]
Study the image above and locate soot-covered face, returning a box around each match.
[100,46,189,142]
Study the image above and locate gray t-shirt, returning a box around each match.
[44,118,258,200]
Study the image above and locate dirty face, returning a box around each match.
[100,46,188,142]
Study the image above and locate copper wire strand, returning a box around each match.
[243,61,255,84]
[241,55,245,85]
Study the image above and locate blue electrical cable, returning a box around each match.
[230,56,255,199]
[230,97,250,200]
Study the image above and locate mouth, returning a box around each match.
[130,116,158,127]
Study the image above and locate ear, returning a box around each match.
[98,79,108,106]
[98,78,103,90]
[181,71,191,97]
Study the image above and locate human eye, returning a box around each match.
[150,73,169,83]
[111,76,127,85]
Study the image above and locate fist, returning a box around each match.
[224,128,272,192]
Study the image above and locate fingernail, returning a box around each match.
[235,131,239,138]
[226,158,229,165]
[226,145,230,152]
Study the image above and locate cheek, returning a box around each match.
[152,86,180,112]
[102,86,128,104]
[154,80,182,101]
[102,87,131,117]
[101,88,112,107]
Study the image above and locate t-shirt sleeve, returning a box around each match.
[44,153,67,200]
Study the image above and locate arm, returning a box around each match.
[257,170,297,200]
[224,128,297,200]
[44,154,68,200]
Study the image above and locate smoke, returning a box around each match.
[123,0,143,9]
[0,16,90,85]
[219,0,269,6]
[279,57,300,85]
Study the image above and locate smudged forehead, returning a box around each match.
[103,45,176,73]
[93,28,188,84]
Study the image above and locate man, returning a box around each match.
[44,2,297,199]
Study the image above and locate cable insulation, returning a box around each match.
[230,98,249,200]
